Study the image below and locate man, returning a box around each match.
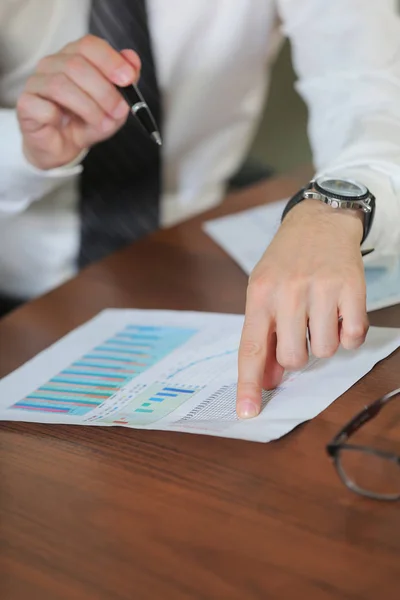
[1,0,400,419]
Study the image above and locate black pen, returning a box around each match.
[116,84,162,146]
[361,248,374,258]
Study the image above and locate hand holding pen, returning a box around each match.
[17,36,160,171]
[115,83,161,145]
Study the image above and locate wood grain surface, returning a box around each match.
[1,175,399,600]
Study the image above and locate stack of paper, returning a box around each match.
[204,200,400,312]
[0,309,398,443]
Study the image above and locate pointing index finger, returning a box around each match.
[237,301,273,419]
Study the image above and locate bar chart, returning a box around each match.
[106,383,200,426]
[11,324,197,416]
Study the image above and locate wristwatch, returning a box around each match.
[282,176,376,244]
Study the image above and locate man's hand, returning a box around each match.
[17,35,141,170]
[236,200,368,418]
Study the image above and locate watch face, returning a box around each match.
[316,177,368,198]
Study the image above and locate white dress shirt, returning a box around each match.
[1,0,400,299]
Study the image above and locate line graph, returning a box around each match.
[165,349,237,380]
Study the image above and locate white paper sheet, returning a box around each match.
[0,309,399,443]
[204,200,400,312]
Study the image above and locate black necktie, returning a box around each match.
[78,0,162,268]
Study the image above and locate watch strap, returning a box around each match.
[281,185,310,223]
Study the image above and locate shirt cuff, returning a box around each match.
[0,110,85,214]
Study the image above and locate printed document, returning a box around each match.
[0,310,399,443]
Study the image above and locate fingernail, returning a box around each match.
[114,65,134,85]
[237,400,259,419]
[101,117,115,132]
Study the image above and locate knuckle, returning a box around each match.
[278,349,307,371]
[280,275,310,303]
[77,34,97,54]
[312,342,339,359]
[240,340,263,358]
[345,322,369,342]
[291,274,311,290]
[49,73,69,97]
[247,274,274,304]
[282,279,306,301]
[64,55,86,77]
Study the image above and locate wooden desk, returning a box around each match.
[1,176,399,600]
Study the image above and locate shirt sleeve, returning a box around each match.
[276,0,400,256]
[0,108,84,215]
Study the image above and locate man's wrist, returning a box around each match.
[282,176,375,245]
[283,198,364,243]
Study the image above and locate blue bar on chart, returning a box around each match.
[104,383,200,426]
[11,325,197,416]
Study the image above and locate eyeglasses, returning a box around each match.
[326,388,400,501]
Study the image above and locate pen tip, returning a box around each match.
[361,248,375,257]
[151,132,162,146]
